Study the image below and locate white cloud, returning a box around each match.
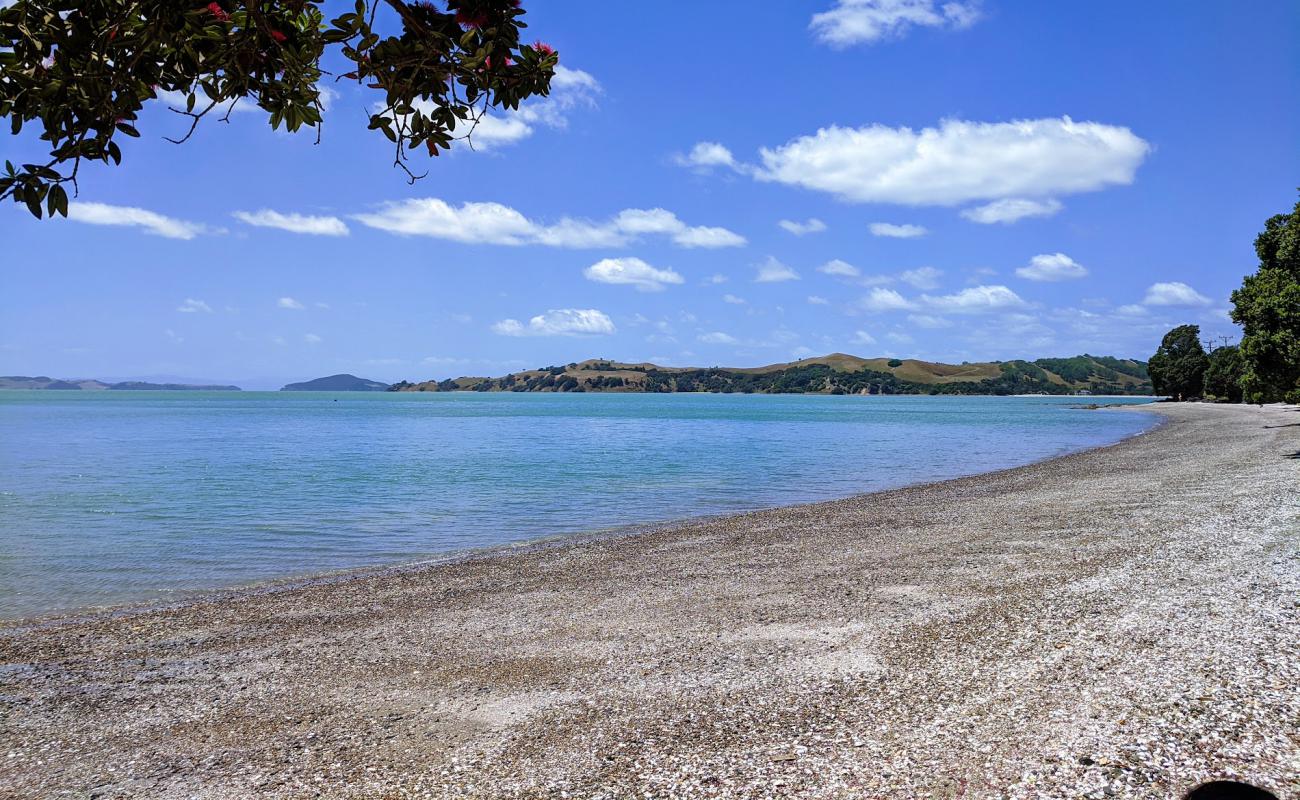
[698,331,738,345]
[233,209,348,236]
[723,293,747,305]
[851,330,877,345]
[921,284,1026,313]
[303,333,323,344]
[705,273,729,285]
[778,218,828,236]
[278,297,305,310]
[583,257,684,292]
[67,202,206,240]
[907,313,952,329]
[1115,304,1148,316]
[869,222,928,238]
[177,298,212,314]
[752,117,1150,206]
[353,199,744,249]
[676,141,736,170]
[899,266,943,290]
[807,295,831,305]
[961,197,1063,224]
[461,114,534,149]
[818,259,861,277]
[860,287,916,312]
[1143,281,1212,307]
[810,0,981,47]
[610,208,747,248]
[156,88,260,116]
[755,256,800,283]
[1016,252,1088,282]
[492,308,615,337]
[673,225,747,248]
[437,65,601,151]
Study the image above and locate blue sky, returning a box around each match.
[2,0,1297,388]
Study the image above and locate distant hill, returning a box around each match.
[280,374,391,392]
[109,381,241,391]
[389,354,1152,396]
[0,376,239,391]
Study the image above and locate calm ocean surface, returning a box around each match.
[0,391,1157,618]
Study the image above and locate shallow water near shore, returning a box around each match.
[0,391,1156,618]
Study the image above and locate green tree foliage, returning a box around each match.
[1148,324,1208,400]
[1202,345,1245,403]
[421,356,1155,396]
[0,0,557,217]
[1230,193,1300,403]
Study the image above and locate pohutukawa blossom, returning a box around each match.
[533,41,554,56]
[207,2,229,22]
[270,30,287,42]
[455,10,488,28]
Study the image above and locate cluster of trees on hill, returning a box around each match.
[393,357,1151,396]
[1154,192,1299,403]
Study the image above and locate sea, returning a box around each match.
[0,391,1158,618]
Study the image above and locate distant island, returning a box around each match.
[389,353,1153,396]
[280,374,391,392]
[0,376,241,391]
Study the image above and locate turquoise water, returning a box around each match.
[0,391,1156,618]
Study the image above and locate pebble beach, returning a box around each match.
[1,402,1297,798]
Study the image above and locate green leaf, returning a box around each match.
[49,183,68,217]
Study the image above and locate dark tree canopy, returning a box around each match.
[1148,324,1208,400]
[1202,344,1245,403]
[0,0,557,218]
[1230,193,1300,403]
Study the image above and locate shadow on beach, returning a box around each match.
[1184,781,1280,799]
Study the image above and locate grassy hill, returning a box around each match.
[0,376,240,390]
[389,354,1152,396]
[281,374,390,392]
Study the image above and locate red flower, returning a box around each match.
[484,55,513,70]
[533,40,554,57]
[455,9,488,28]
[270,29,287,42]
[207,2,229,22]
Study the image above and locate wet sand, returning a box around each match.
[1,403,1297,799]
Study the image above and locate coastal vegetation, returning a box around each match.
[389,353,1153,396]
[1230,192,1300,403]
[1202,345,1246,404]
[0,0,556,217]
[1148,325,1209,401]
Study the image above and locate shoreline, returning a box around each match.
[1,403,1296,798]
[2,403,1163,630]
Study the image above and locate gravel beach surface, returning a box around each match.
[1,403,1297,799]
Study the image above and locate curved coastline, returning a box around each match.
[1,404,1162,631]
[3,403,1295,799]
